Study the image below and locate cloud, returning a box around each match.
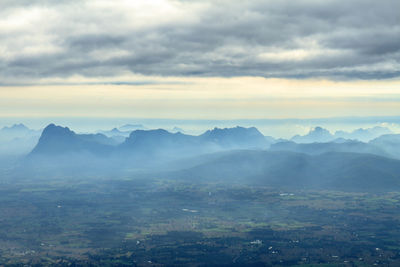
[0,0,399,84]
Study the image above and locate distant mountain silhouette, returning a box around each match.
[0,123,39,139]
[200,126,273,149]
[30,124,114,156]
[291,127,334,143]
[0,123,41,155]
[170,150,400,192]
[335,126,392,142]
[270,140,389,157]
[1,123,30,133]
[119,124,147,131]
[100,128,130,137]
[118,126,272,162]
[291,126,393,143]
[119,129,201,161]
[29,125,272,162]
[370,134,400,159]
[171,126,185,133]
[20,124,400,192]
[33,124,400,165]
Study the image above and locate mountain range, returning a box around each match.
[27,124,400,162]
[291,126,393,143]
[6,123,400,192]
[28,124,274,166]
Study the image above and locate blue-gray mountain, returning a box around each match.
[0,123,40,155]
[21,123,400,192]
[28,124,400,162]
[169,150,400,192]
[291,126,392,143]
[370,134,400,159]
[30,124,117,156]
[270,140,390,158]
[29,124,273,161]
[23,124,400,191]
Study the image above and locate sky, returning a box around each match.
[1,0,400,122]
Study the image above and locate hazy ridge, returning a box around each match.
[0,123,397,192]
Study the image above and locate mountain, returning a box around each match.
[28,125,274,168]
[171,126,185,133]
[120,126,272,157]
[0,136,41,156]
[80,133,120,146]
[22,124,400,192]
[291,127,334,143]
[200,126,273,149]
[269,140,389,157]
[370,134,400,159]
[0,123,39,141]
[0,124,41,155]
[291,126,394,144]
[30,124,114,157]
[100,128,130,137]
[1,123,30,134]
[119,124,147,131]
[170,150,400,192]
[335,126,392,142]
[118,129,201,162]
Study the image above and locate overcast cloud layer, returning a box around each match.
[1,0,399,84]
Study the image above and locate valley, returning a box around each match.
[1,178,400,266]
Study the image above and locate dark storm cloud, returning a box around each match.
[0,0,399,84]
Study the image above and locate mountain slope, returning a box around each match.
[171,150,400,192]
[30,124,114,156]
[0,124,41,156]
[269,140,389,157]
[200,126,273,149]
[291,127,334,143]
[118,129,202,160]
[370,134,400,159]
[291,126,393,143]
[335,126,392,142]
[117,126,273,161]
[27,124,274,168]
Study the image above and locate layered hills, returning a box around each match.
[21,123,400,192]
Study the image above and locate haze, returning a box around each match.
[1,1,400,266]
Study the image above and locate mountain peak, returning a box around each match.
[30,124,77,155]
[201,126,269,149]
[1,123,29,131]
[313,126,326,132]
[291,126,334,143]
[171,126,184,133]
[11,123,28,129]
[126,129,172,143]
[41,123,75,138]
[119,124,146,131]
[203,126,261,136]
[334,126,392,142]
[30,124,114,157]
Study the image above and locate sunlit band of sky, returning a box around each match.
[0,0,399,119]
